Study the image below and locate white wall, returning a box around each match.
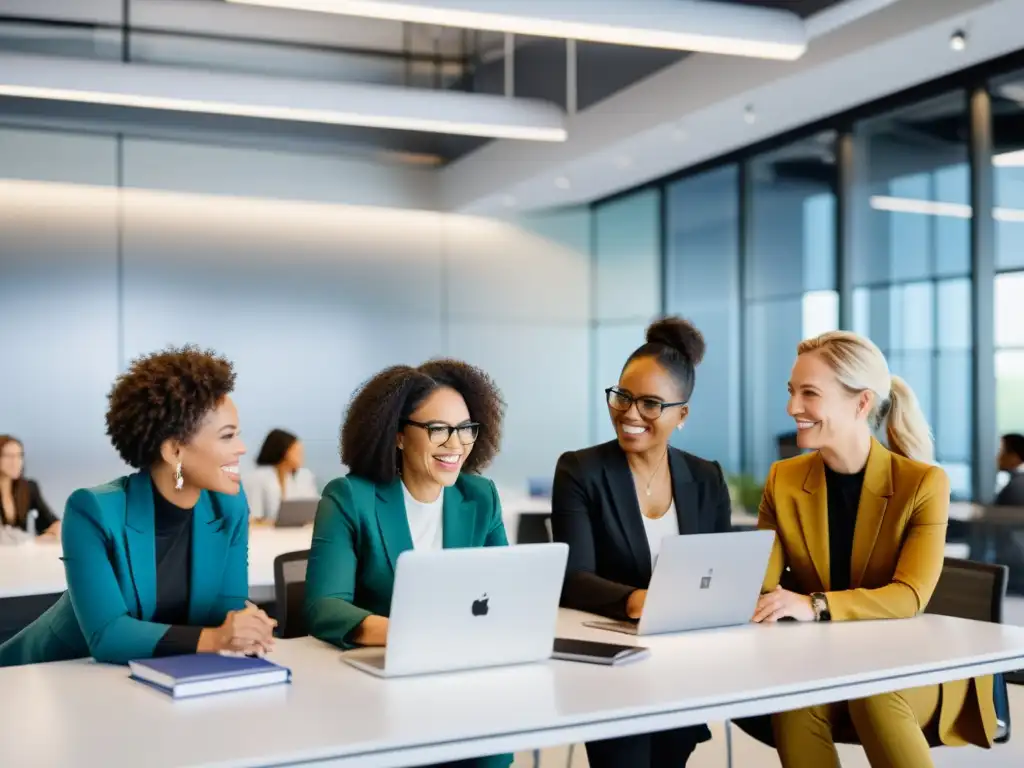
[0,127,592,511]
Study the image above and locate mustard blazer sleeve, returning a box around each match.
[757,463,786,592]
[756,445,950,622]
[826,466,949,621]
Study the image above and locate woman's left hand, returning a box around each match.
[753,586,815,623]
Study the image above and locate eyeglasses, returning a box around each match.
[403,420,481,446]
[605,387,687,420]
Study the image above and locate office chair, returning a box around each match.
[925,557,1011,743]
[273,549,310,639]
[729,557,1012,766]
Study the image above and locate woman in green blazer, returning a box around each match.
[306,359,511,768]
[0,346,275,667]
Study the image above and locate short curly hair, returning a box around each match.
[106,345,236,469]
[341,358,505,484]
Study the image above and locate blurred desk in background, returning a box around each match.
[0,526,313,643]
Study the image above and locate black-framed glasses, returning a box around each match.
[605,387,687,420]
[403,420,481,446]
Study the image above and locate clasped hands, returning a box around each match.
[199,601,277,656]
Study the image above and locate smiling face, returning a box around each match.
[398,387,475,490]
[609,356,688,455]
[163,396,247,495]
[787,351,873,452]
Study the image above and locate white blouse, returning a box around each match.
[245,466,319,522]
[641,500,680,567]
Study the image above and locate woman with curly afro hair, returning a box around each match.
[0,346,276,667]
[305,359,513,766]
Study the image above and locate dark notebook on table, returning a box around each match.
[129,654,291,699]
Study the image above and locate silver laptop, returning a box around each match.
[586,530,774,636]
[343,542,568,678]
[275,499,318,528]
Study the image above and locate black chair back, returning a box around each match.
[273,549,310,639]
[924,557,1011,743]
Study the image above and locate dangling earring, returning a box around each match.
[174,462,184,491]
[677,423,684,431]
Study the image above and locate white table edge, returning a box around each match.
[201,652,1024,768]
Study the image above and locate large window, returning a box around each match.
[588,53,1024,501]
[744,131,839,482]
[851,93,973,498]
[992,70,1024,441]
[592,189,661,444]
[665,165,741,472]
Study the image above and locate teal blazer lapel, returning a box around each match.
[189,492,228,625]
[124,472,157,620]
[443,482,477,549]
[376,479,414,571]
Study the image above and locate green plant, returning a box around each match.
[728,473,764,515]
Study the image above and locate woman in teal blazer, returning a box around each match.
[0,346,275,667]
[306,359,511,768]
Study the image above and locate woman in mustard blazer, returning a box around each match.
[305,359,510,768]
[0,346,275,667]
[752,331,995,767]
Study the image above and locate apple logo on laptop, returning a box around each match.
[471,594,489,616]
[700,568,714,590]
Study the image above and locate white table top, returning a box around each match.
[2,610,1023,768]
[0,526,312,600]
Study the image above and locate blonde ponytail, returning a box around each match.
[797,331,935,464]
[885,374,934,464]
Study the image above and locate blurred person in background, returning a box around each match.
[551,316,731,768]
[0,435,59,538]
[0,346,275,667]
[247,428,319,523]
[996,433,1024,506]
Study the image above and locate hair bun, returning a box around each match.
[646,316,706,367]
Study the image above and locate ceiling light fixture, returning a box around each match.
[995,149,1024,167]
[870,195,1024,222]
[228,0,807,60]
[0,53,567,142]
[949,30,967,52]
[743,105,757,124]
[614,155,633,169]
[554,175,571,190]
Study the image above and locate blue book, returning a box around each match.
[129,654,291,699]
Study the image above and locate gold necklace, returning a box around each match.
[634,450,668,499]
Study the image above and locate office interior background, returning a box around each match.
[1,0,1023,513]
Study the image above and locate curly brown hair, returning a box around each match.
[106,345,237,469]
[341,359,505,484]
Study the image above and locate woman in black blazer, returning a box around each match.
[0,435,59,537]
[551,317,732,768]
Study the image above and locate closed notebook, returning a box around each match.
[129,654,291,699]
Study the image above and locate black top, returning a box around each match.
[151,488,204,656]
[996,471,1024,507]
[551,441,733,621]
[1,479,58,534]
[824,464,865,592]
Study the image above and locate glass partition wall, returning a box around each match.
[592,50,1024,502]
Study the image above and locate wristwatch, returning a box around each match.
[810,592,831,622]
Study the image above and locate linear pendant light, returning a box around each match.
[0,53,567,141]
[227,0,807,61]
